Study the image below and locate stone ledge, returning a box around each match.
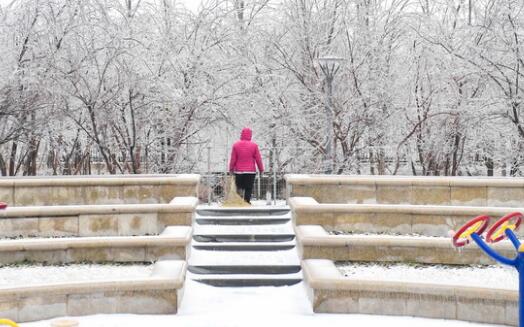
[0,226,191,264]
[0,260,186,323]
[295,225,513,265]
[302,259,517,326]
[286,174,524,187]
[0,201,198,218]
[0,197,197,238]
[289,197,524,237]
[0,232,191,250]
[0,174,200,187]
[290,199,524,216]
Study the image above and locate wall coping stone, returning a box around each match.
[303,259,517,300]
[289,197,524,216]
[0,226,191,251]
[0,174,200,187]
[0,197,198,218]
[285,174,524,187]
[295,225,513,251]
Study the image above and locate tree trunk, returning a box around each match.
[9,142,18,176]
[0,154,6,176]
[485,157,494,176]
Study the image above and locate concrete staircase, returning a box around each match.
[188,207,302,287]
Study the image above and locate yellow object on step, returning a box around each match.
[50,319,79,327]
[222,176,250,208]
[0,319,19,327]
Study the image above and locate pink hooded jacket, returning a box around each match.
[229,128,264,173]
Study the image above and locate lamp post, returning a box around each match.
[318,55,344,174]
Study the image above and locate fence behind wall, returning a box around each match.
[199,173,287,205]
[197,142,514,205]
[198,144,415,205]
[198,146,292,205]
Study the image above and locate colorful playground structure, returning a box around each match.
[453,211,524,327]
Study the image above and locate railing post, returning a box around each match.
[207,144,212,205]
[272,148,277,205]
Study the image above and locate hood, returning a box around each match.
[240,128,252,141]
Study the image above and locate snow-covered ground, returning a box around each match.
[12,207,511,327]
[338,262,518,290]
[21,281,505,327]
[0,264,152,287]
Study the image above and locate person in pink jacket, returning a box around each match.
[229,128,264,204]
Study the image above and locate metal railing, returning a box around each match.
[199,173,287,205]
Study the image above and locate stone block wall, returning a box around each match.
[0,174,200,206]
[0,198,197,238]
[0,226,192,265]
[286,174,524,207]
[295,225,513,265]
[288,176,523,326]
[289,197,524,237]
[0,260,186,323]
[303,260,517,326]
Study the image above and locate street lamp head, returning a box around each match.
[318,56,345,66]
[318,55,345,78]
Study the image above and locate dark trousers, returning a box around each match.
[235,173,256,203]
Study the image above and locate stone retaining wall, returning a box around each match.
[0,226,191,265]
[303,259,517,326]
[0,197,198,238]
[289,197,524,237]
[0,174,200,206]
[295,225,513,265]
[0,260,186,323]
[286,174,524,207]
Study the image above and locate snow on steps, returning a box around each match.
[196,206,291,226]
[190,207,302,287]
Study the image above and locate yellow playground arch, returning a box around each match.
[0,319,18,327]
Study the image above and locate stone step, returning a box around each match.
[193,234,295,243]
[188,249,300,266]
[191,206,299,289]
[195,218,290,226]
[188,265,301,275]
[193,223,293,235]
[197,208,290,217]
[192,278,302,287]
[192,243,295,251]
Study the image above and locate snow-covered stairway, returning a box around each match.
[188,207,302,287]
